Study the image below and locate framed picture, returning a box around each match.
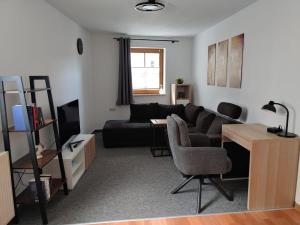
[207,44,216,86]
[228,34,244,88]
[216,39,229,87]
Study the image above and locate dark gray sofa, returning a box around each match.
[102,103,203,148]
[102,102,249,178]
[188,102,242,147]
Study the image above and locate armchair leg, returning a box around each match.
[197,178,203,213]
[209,177,233,201]
[171,175,195,194]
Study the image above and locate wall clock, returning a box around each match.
[77,38,83,55]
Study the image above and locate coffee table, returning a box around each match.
[150,119,171,157]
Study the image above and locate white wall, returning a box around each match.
[0,0,95,164]
[0,1,194,195]
[91,33,193,128]
[192,0,300,204]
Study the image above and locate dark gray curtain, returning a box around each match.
[116,38,133,105]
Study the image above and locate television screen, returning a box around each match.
[57,100,80,146]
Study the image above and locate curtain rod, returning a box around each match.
[114,38,179,43]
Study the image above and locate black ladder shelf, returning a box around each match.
[0,75,69,225]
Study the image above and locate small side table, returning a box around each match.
[150,119,171,157]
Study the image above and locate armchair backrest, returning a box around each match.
[167,114,192,173]
[166,116,180,151]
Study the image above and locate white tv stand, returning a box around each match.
[45,134,96,190]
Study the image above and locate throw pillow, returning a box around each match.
[158,104,185,119]
[130,103,158,122]
[207,116,231,135]
[195,110,216,133]
[184,103,204,124]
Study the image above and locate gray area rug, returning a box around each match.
[18,134,248,225]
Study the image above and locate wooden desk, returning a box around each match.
[222,123,300,210]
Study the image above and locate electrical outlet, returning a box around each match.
[109,108,116,112]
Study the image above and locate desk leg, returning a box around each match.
[247,141,299,210]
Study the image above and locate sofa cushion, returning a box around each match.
[171,114,191,147]
[184,103,204,125]
[103,120,152,147]
[130,103,158,122]
[158,104,185,119]
[207,116,231,135]
[217,102,242,119]
[189,133,210,147]
[189,133,222,147]
[195,110,216,133]
[103,120,151,130]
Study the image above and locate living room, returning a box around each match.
[0,0,300,225]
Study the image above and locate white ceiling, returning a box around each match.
[46,0,257,37]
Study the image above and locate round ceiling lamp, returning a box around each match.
[135,0,165,12]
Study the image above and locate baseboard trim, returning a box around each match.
[295,202,300,212]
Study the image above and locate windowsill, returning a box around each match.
[133,93,166,97]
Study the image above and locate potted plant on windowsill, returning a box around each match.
[176,78,184,85]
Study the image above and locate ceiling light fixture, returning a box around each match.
[135,0,165,12]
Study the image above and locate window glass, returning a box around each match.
[131,48,164,94]
[131,68,160,89]
[131,53,144,67]
[145,53,159,68]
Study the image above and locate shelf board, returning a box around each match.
[72,167,85,188]
[16,178,63,205]
[72,161,84,174]
[13,150,59,170]
[8,119,55,133]
[3,88,51,94]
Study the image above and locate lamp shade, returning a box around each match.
[262,101,276,113]
[261,101,297,138]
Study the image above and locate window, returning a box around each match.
[131,48,164,95]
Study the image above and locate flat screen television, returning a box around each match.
[57,99,80,146]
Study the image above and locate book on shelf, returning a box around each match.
[37,107,45,127]
[29,174,52,202]
[32,105,45,130]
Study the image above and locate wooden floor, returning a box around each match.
[92,209,300,225]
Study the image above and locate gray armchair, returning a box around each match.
[167,114,233,213]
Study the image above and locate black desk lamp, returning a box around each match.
[262,101,297,138]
